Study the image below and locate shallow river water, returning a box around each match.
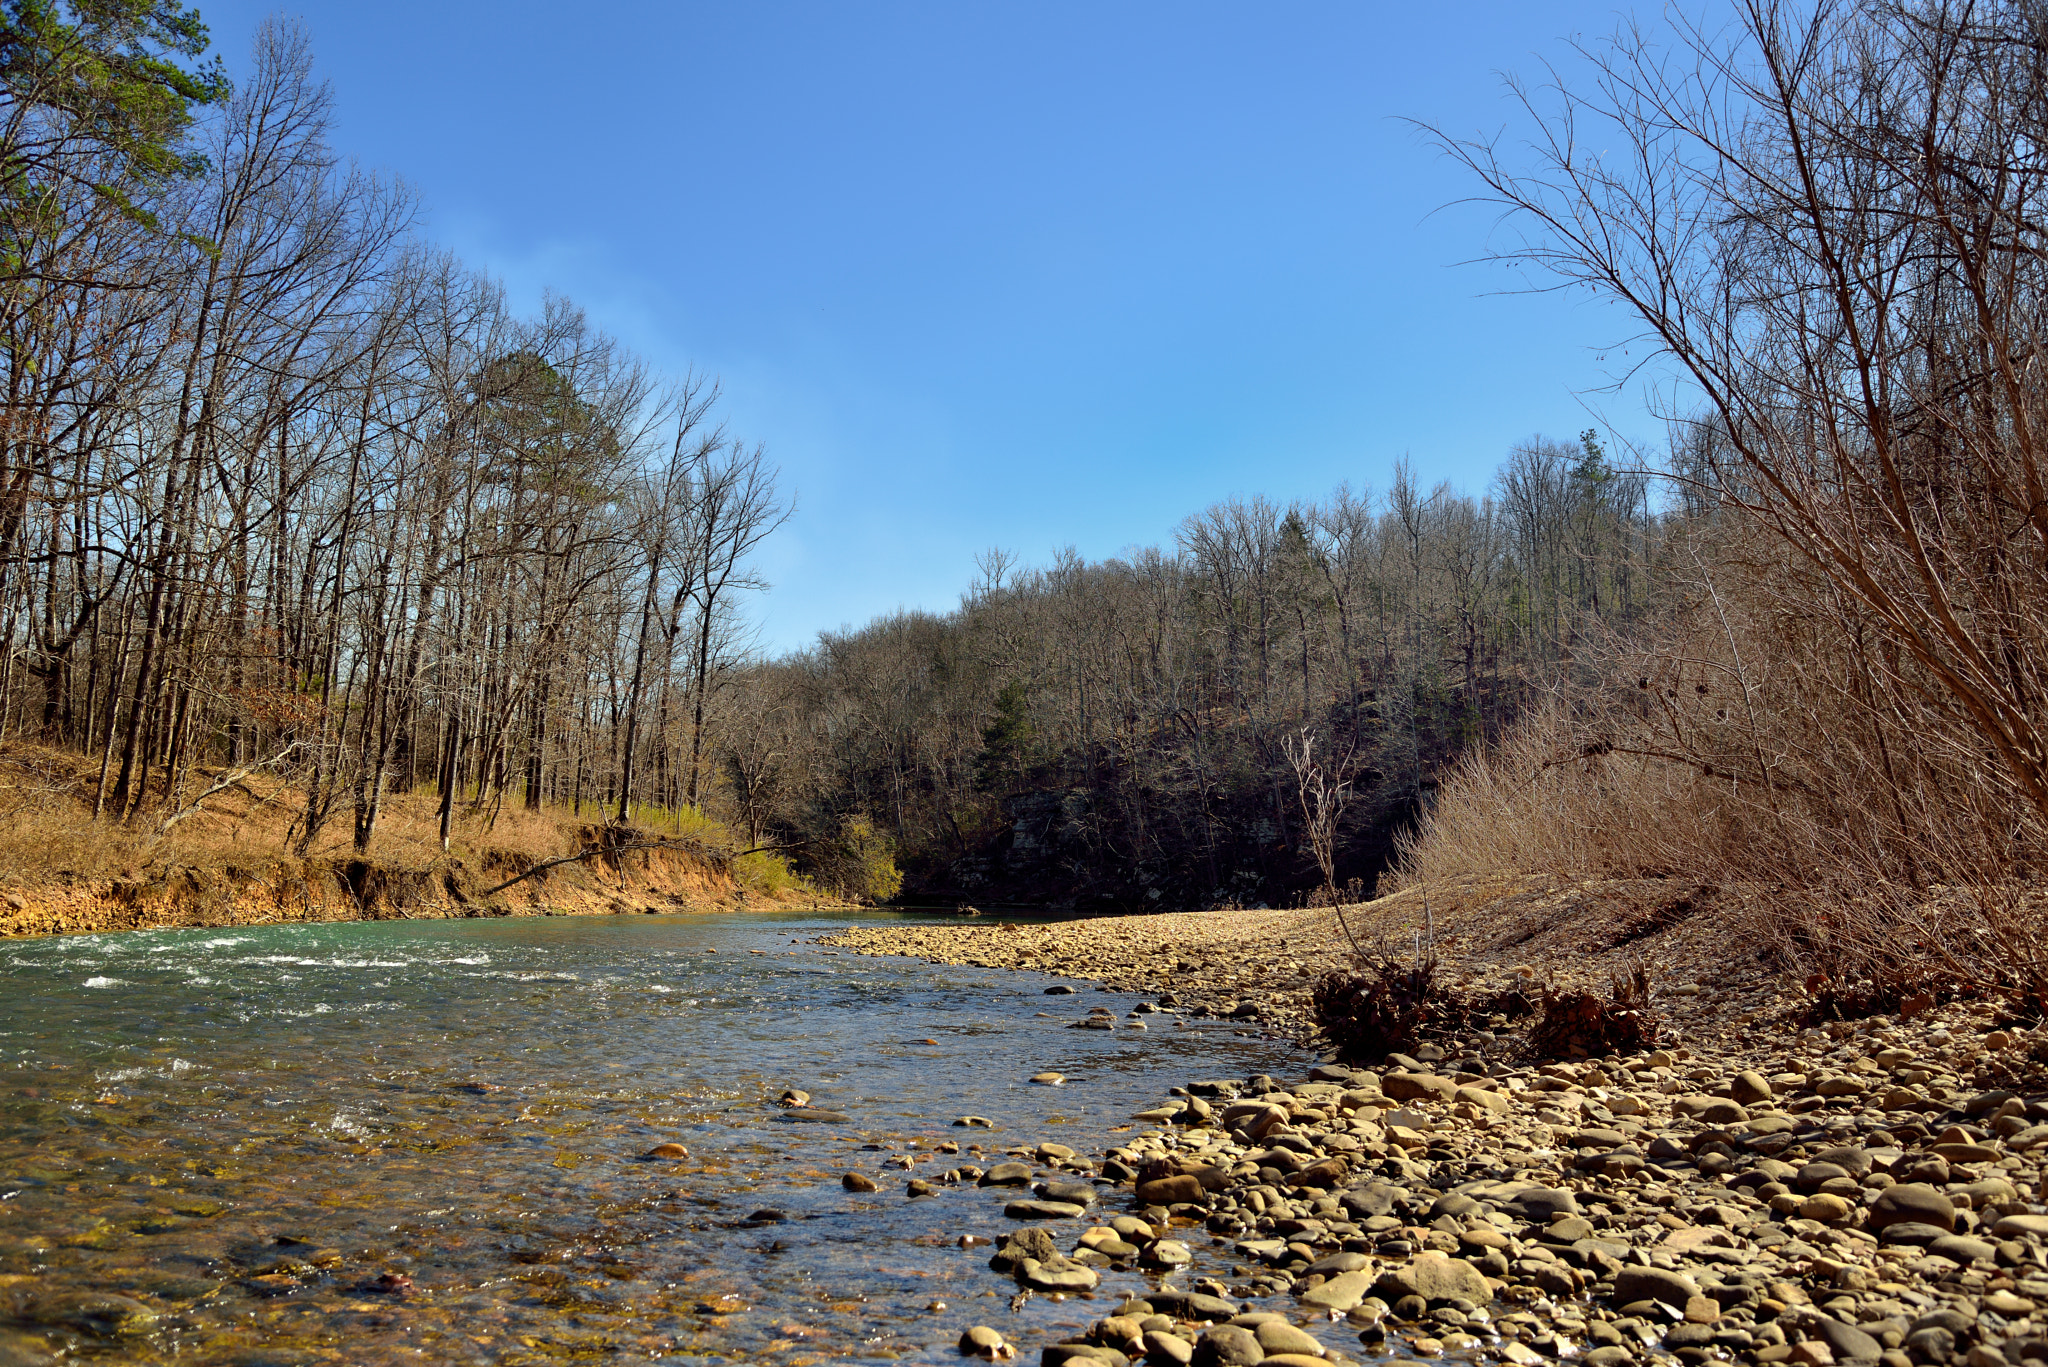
[0,911,1307,1365]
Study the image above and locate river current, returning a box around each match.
[0,911,1305,1365]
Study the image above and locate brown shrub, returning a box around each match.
[1390,529,2048,992]
[1526,964,1661,1059]
[1311,952,1456,1064]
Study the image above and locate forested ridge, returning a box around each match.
[755,0,2048,965]
[729,442,1673,909]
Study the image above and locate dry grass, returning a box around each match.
[1391,700,1728,888]
[1391,532,2048,1007]
[0,739,811,903]
[0,747,555,881]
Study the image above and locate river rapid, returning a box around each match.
[0,911,1304,1365]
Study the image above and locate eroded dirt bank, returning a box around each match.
[0,826,771,938]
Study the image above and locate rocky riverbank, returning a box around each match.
[825,896,2048,1367]
[826,878,1788,1046]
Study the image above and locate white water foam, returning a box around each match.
[322,1111,373,1139]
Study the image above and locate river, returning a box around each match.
[0,911,1308,1365]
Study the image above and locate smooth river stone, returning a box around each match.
[1297,1269,1375,1311]
[1868,1183,1956,1232]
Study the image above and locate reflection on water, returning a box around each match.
[0,912,1304,1364]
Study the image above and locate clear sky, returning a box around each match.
[196,1,1660,653]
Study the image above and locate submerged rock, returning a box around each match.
[13,1291,156,1335]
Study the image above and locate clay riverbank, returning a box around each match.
[0,828,814,940]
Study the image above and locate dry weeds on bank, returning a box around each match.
[0,742,802,938]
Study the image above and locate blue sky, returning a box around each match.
[199,1,1658,653]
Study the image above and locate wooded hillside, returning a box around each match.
[722,444,1673,909]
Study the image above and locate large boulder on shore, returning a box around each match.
[1868,1183,1956,1232]
[1373,1252,1492,1304]
[1612,1266,1699,1309]
[1381,1073,1458,1102]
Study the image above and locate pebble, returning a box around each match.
[1798,1193,1852,1222]
[1869,1183,1956,1231]
[1255,1322,1325,1357]
[1038,1180,1095,1204]
[1140,1239,1192,1268]
[960,1325,1014,1359]
[1612,1267,1699,1310]
[1145,1329,1195,1365]
[1016,1257,1098,1292]
[1299,1270,1374,1312]
[1194,1324,1262,1366]
[841,1172,879,1192]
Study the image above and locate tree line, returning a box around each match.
[0,3,1688,905]
[0,11,788,860]
[723,439,1673,908]
[45,0,2001,929]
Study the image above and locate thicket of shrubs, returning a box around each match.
[1388,0,2048,1008]
[1310,949,1657,1065]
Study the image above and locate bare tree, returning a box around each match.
[677,440,789,807]
[1283,725,1360,914]
[1429,0,2048,845]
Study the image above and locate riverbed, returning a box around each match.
[0,911,1305,1365]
